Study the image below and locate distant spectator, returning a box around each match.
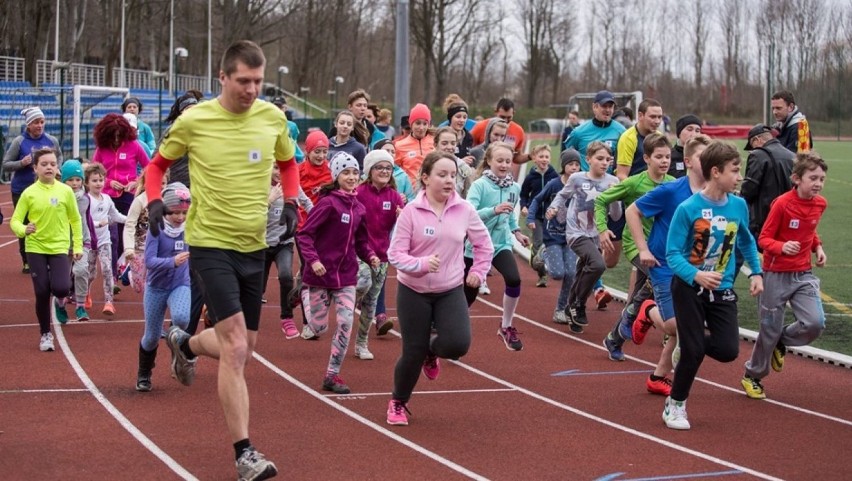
[2,107,63,273]
[669,114,702,179]
[122,98,156,157]
[375,108,396,140]
[741,123,795,241]
[771,90,812,153]
[559,110,581,151]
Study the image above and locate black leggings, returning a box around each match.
[12,193,26,265]
[670,277,739,401]
[27,253,72,334]
[462,249,521,306]
[263,242,295,319]
[392,284,471,402]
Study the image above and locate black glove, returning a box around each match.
[279,201,298,241]
[148,199,165,237]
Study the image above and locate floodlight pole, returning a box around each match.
[52,62,70,147]
[394,0,410,129]
[152,71,167,138]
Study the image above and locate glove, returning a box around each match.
[147,199,165,237]
[279,201,298,241]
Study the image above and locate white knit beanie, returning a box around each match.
[362,149,394,177]
[330,152,360,180]
[22,107,45,125]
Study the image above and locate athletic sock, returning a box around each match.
[180,338,197,360]
[502,293,519,329]
[234,438,252,460]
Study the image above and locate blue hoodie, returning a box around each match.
[520,164,558,214]
[527,176,568,247]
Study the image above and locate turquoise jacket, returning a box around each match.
[465,175,520,258]
[393,165,415,202]
[137,119,156,158]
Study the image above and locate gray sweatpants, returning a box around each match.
[744,271,825,380]
[567,236,605,309]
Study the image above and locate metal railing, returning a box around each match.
[0,56,25,82]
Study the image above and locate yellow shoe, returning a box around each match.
[741,376,766,400]
[771,343,785,372]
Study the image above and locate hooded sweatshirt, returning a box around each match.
[388,190,494,294]
[464,174,521,257]
[356,182,405,261]
[469,117,503,168]
[295,189,375,289]
[520,164,558,214]
[328,135,366,170]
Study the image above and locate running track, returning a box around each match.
[1,183,850,481]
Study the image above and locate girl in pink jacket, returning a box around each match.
[385,151,494,426]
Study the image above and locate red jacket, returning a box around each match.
[758,189,826,272]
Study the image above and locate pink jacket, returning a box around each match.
[92,141,150,198]
[388,190,493,294]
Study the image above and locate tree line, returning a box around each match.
[2,0,851,125]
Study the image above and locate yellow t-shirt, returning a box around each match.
[159,99,295,252]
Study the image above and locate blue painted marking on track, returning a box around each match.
[593,469,743,481]
[550,369,654,377]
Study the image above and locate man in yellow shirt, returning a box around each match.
[144,40,297,481]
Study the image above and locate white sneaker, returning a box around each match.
[552,309,569,324]
[301,324,319,340]
[355,343,374,360]
[39,332,55,352]
[662,396,690,430]
[478,281,490,295]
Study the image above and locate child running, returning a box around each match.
[663,141,763,430]
[521,144,559,287]
[547,141,621,333]
[434,126,473,197]
[741,152,828,400]
[10,147,82,351]
[535,149,581,324]
[60,159,92,321]
[386,151,493,425]
[353,149,406,359]
[136,182,192,392]
[266,163,313,339]
[123,169,169,295]
[464,141,530,350]
[83,163,127,316]
[624,135,711,396]
[597,133,674,373]
[295,152,379,394]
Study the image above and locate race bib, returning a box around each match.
[424,226,436,236]
[341,213,350,224]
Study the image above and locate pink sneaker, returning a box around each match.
[375,313,394,336]
[280,318,299,339]
[386,399,409,426]
[422,353,440,380]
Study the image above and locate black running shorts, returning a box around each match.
[189,246,265,331]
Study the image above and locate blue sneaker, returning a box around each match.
[75,306,90,322]
[618,318,633,341]
[603,334,625,361]
[54,299,68,325]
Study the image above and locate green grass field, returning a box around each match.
[528,138,852,356]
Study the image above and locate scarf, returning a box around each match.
[481,169,515,189]
[162,220,186,239]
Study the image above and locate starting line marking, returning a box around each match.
[0,388,89,394]
[325,387,516,398]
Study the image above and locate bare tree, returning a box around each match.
[690,1,710,95]
[410,0,487,105]
[516,0,573,108]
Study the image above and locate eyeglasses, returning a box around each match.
[373,166,393,172]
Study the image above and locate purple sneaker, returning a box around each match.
[498,326,523,351]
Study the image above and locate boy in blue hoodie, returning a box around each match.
[520,144,559,287]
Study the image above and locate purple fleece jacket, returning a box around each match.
[355,183,405,262]
[296,189,375,289]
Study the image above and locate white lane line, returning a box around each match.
[0,239,19,248]
[475,296,852,427]
[252,352,490,481]
[378,317,782,481]
[0,319,151,328]
[325,387,516,398]
[0,388,89,393]
[53,315,198,480]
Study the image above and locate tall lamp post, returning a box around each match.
[299,87,310,119]
[174,47,188,98]
[333,76,344,112]
[277,66,289,95]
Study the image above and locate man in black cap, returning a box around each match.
[741,123,795,241]
[669,114,702,178]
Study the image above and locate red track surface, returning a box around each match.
[1,183,850,481]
